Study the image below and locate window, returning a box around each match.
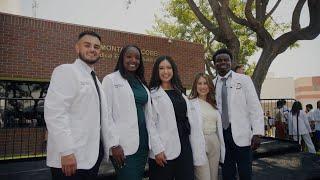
[0,80,49,128]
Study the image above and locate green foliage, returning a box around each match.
[245,61,256,76]
[147,0,290,72]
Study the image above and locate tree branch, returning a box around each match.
[276,0,320,54]
[256,0,265,23]
[244,0,258,27]
[246,0,276,48]
[207,0,224,28]
[265,0,281,21]
[186,0,220,35]
[292,0,306,31]
[227,7,251,27]
[204,35,216,53]
[204,58,215,78]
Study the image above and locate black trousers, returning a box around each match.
[51,141,104,180]
[222,126,252,180]
[148,135,194,180]
[311,131,319,151]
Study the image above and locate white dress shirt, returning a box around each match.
[312,108,320,131]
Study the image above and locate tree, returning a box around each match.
[150,0,320,96]
[148,0,272,78]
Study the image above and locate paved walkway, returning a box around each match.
[1,138,319,180]
[1,152,320,180]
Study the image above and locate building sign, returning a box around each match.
[100,44,159,63]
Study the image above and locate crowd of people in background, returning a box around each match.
[263,99,320,154]
[43,30,317,180]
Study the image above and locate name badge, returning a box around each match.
[114,84,124,88]
[80,81,90,86]
[236,83,242,89]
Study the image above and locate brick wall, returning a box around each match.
[0,12,204,88]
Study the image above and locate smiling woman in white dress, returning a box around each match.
[189,73,225,180]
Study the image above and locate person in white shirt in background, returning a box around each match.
[281,100,290,135]
[306,104,317,151]
[189,73,225,180]
[234,64,245,74]
[281,100,290,120]
[44,31,118,180]
[306,104,315,130]
[311,100,320,152]
[288,101,316,154]
[264,111,275,137]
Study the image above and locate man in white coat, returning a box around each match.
[212,48,264,180]
[44,31,119,179]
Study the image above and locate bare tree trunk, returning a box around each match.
[251,47,277,97]
[227,38,241,65]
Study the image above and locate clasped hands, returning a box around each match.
[155,151,167,167]
[111,145,126,168]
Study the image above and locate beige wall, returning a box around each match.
[0,0,21,15]
[260,76,320,108]
[260,77,295,99]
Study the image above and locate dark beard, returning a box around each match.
[79,53,100,65]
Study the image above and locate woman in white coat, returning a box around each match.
[101,45,153,180]
[148,55,205,180]
[189,73,225,180]
[288,101,316,154]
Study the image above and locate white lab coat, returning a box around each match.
[189,98,225,163]
[288,110,312,135]
[44,59,118,169]
[148,87,206,166]
[101,71,154,156]
[214,71,264,147]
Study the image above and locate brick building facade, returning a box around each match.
[295,76,320,107]
[0,12,204,87]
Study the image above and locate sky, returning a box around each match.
[0,0,319,79]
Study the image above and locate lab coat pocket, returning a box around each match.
[79,82,94,98]
[71,128,88,161]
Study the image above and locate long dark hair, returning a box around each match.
[189,73,217,109]
[149,55,184,94]
[291,101,302,116]
[114,45,147,86]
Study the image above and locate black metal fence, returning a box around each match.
[0,98,46,161]
[0,97,298,161]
